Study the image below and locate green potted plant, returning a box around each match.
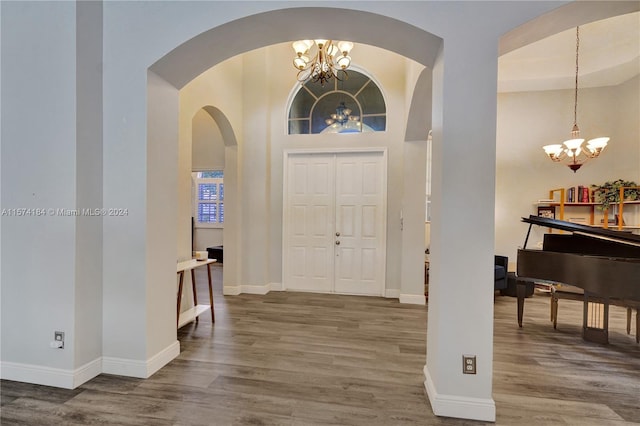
[591,179,639,212]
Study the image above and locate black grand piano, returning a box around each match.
[516,215,640,343]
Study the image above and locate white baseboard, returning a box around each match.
[73,357,103,387]
[423,365,496,422]
[385,288,400,299]
[103,340,180,379]
[1,357,102,390]
[223,285,241,295]
[146,340,180,377]
[241,284,270,295]
[268,282,283,291]
[400,293,426,305]
[224,283,282,295]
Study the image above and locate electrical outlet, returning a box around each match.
[52,331,65,349]
[462,355,476,374]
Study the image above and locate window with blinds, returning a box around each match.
[193,171,224,227]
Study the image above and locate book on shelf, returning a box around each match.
[565,185,591,203]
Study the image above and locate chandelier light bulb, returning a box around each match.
[337,55,351,69]
[293,56,308,70]
[543,144,564,161]
[337,41,354,54]
[543,144,562,155]
[587,137,609,149]
[292,40,309,56]
[563,138,585,151]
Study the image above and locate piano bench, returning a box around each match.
[552,286,638,343]
[550,285,584,329]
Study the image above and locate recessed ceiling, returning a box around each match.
[498,12,640,93]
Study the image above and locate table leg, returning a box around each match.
[191,269,198,323]
[517,280,526,327]
[177,271,184,327]
[207,263,215,323]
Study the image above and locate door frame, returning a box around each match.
[282,147,388,296]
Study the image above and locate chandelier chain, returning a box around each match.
[542,25,610,172]
[573,26,580,127]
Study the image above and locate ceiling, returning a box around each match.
[498,12,640,93]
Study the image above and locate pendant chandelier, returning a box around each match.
[542,27,609,173]
[324,101,360,127]
[292,39,353,86]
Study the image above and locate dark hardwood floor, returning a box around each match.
[2,266,639,425]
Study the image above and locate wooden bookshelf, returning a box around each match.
[537,187,640,232]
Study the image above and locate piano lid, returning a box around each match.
[521,215,640,248]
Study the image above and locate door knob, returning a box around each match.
[336,232,340,237]
[335,240,340,245]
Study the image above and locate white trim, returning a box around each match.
[101,356,148,378]
[268,282,284,291]
[240,284,270,295]
[282,148,388,296]
[194,222,223,229]
[423,365,496,422]
[146,341,180,377]
[223,285,241,295]
[73,358,103,388]
[103,340,180,379]
[0,357,102,389]
[400,293,426,305]
[284,147,387,155]
[222,282,283,296]
[385,288,401,299]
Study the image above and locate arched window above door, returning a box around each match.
[288,70,386,134]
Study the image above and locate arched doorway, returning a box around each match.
[104,2,635,422]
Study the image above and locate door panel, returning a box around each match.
[285,155,335,292]
[334,152,385,295]
[284,151,386,296]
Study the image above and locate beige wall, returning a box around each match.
[179,43,425,295]
[191,109,225,251]
[496,75,640,269]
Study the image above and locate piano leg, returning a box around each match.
[516,279,534,327]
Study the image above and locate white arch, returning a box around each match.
[120,3,639,423]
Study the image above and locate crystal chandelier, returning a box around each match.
[542,27,609,173]
[292,39,353,86]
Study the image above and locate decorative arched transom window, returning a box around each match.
[288,70,386,134]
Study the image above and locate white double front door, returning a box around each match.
[283,151,387,296]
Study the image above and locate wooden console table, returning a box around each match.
[176,259,216,328]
